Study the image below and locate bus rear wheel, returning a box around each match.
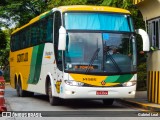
[48,81,60,106]
[16,80,34,97]
[16,81,27,97]
[103,99,114,105]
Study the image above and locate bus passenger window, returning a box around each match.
[36,24,40,44]
[11,36,15,51]
[46,16,53,42]
[19,33,23,49]
[31,25,37,45]
[39,19,47,43]
[39,23,44,43]
[22,31,27,48]
[15,35,19,50]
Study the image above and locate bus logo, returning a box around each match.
[101,81,106,85]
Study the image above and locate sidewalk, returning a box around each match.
[117,91,160,112]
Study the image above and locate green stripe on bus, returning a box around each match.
[116,74,133,83]
[105,74,133,83]
[28,46,39,84]
[34,44,45,84]
[105,76,120,83]
[28,44,45,84]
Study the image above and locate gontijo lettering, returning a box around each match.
[17,52,28,62]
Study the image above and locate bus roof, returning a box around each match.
[11,5,130,35]
[58,5,130,14]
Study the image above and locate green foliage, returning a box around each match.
[0,30,7,49]
[102,0,131,8]
[0,30,10,66]
[87,0,103,5]
[0,0,48,27]
[0,29,10,81]
[47,0,87,9]
[137,63,147,91]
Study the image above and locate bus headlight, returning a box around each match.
[122,80,136,87]
[64,80,84,86]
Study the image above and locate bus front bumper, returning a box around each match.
[60,84,136,99]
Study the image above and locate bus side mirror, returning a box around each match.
[136,29,150,52]
[58,26,66,50]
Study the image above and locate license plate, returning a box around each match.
[96,91,108,95]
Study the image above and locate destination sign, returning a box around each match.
[74,65,98,70]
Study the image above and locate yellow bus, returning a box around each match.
[10,5,150,105]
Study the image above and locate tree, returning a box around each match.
[0,30,7,49]
[0,29,10,79]
[0,0,49,28]
[87,0,103,5]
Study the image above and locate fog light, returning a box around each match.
[129,91,135,95]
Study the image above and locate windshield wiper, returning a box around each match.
[86,48,100,73]
[104,50,122,73]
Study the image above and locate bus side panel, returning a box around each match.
[28,44,45,84]
[10,51,16,88]
[10,47,33,90]
[26,43,56,94]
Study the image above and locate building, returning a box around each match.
[133,0,160,104]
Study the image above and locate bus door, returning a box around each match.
[53,11,63,94]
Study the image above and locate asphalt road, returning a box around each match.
[2,84,160,120]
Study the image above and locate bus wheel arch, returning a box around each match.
[45,75,51,95]
[16,74,27,97]
[45,74,60,106]
[16,75,22,97]
[14,74,18,89]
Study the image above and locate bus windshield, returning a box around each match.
[64,12,134,32]
[64,12,136,75]
[64,32,137,74]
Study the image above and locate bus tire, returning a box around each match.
[26,91,34,97]
[16,80,27,97]
[48,81,60,106]
[103,99,114,105]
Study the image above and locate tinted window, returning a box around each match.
[11,14,54,51]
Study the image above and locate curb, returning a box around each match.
[116,99,160,112]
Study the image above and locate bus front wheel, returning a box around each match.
[48,81,60,106]
[103,99,114,105]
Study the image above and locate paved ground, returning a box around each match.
[1,84,160,120]
[117,91,160,112]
